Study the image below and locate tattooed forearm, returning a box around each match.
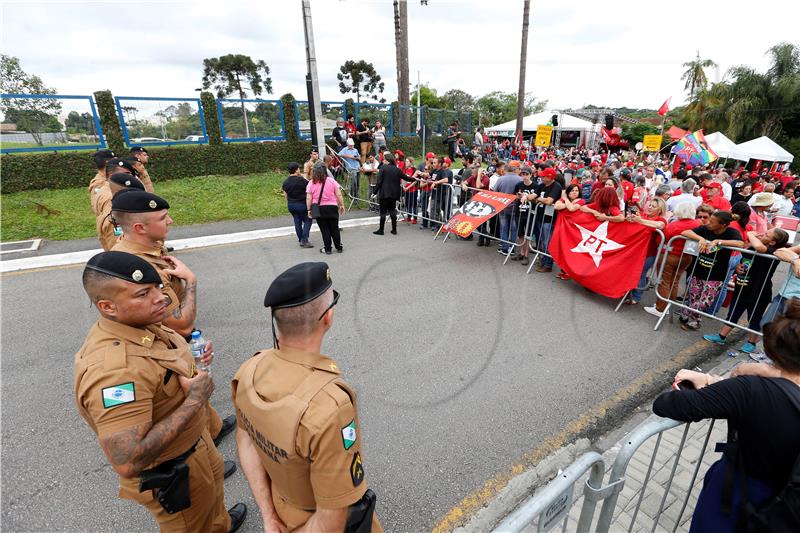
[179,283,197,324]
[101,398,204,477]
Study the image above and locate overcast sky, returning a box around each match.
[3,0,799,114]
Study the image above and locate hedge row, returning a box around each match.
[0,136,427,193]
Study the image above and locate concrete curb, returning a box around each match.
[453,439,592,533]
[0,216,379,273]
[440,333,745,532]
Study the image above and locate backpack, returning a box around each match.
[725,379,800,532]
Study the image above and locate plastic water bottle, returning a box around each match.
[189,330,208,371]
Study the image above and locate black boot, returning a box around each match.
[374,216,385,235]
[390,216,397,234]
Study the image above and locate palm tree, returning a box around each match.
[515,0,531,138]
[681,51,717,101]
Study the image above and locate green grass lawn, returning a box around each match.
[1,172,290,241]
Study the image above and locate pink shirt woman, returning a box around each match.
[306,176,340,206]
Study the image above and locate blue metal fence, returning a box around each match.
[0,94,105,154]
[293,101,346,141]
[115,96,208,147]
[217,98,285,142]
[354,102,394,137]
[397,104,423,137]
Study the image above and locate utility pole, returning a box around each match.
[302,0,326,156]
[515,0,531,143]
[393,0,410,134]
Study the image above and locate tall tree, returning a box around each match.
[337,60,385,104]
[0,54,62,145]
[202,54,273,138]
[393,0,410,132]
[681,51,717,101]
[516,0,531,139]
[440,89,475,113]
[476,91,546,127]
[410,86,442,108]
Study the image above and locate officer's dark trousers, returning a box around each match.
[378,198,397,232]
[315,206,342,252]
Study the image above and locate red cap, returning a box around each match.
[749,172,759,178]
[425,152,435,160]
[568,163,577,169]
[541,167,557,179]
[443,157,452,166]
[705,182,722,190]
[394,149,405,158]
[590,161,599,167]
[686,165,693,170]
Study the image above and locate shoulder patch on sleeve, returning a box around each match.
[350,452,364,486]
[102,382,135,408]
[341,419,356,450]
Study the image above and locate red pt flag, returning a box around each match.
[443,191,516,237]
[658,97,671,116]
[549,210,655,298]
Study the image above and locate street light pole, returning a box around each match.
[302,0,326,157]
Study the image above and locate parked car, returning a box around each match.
[130,137,164,143]
[184,135,205,142]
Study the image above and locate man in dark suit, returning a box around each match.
[373,152,412,235]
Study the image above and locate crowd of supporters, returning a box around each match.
[315,130,800,360]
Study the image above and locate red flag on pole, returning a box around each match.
[657,97,671,117]
[549,210,655,298]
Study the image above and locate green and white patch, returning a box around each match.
[102,382,135,409]
[341,420,357,450]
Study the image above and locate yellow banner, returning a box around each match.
[643,134,662,152]
[534,125,553,147]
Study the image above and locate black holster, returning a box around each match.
[345,489,376,533]
[139,442,197,514]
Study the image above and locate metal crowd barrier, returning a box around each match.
[493,416,719,533]
[613,229,666,312]
[650,235,781,335]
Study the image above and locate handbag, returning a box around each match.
[311,178,326,219]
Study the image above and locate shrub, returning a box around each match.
[93,89,125,154]
[200,91,222,145]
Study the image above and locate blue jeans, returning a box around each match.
[711,254,741,315]
[631,255,657,302]
[287,202,312,243]
[760,294,788,328]
[498,212,517,252]
[418,190,431,227]
[536,221,554,267]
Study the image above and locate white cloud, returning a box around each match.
[2,0,798,116]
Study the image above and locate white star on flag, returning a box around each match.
[570,221,625,267]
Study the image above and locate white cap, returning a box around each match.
[346,138,355,146]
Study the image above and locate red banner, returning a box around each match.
[549,210,655,298]
[443,191,516,237]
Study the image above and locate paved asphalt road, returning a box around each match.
[1,223,707,532]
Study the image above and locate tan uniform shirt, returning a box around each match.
[232,347,382,531]
[89,173,106,216]
[73,318,206,497]
[110,238,183,317]
[138,167,155,193]
[94,185,119,251]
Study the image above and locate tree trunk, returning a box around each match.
[515,0,531,142]
[394,0,410,135]
[235,72,250,138]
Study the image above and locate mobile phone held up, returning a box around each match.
[672,379,696,391]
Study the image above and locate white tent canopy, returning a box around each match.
[735,136,794,163]
[485,110,598,136]
[704,132,749,161]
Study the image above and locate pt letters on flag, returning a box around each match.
[549,210,654,298]
[443,191,516,238]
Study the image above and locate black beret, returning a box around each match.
[92,149,116,167]
[112,190,170,212]
[130,146,149,154]
[109,172,145,190]
[264,262,332,309]
[85,251,162,285]
[106,158,139,177]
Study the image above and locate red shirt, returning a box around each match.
[705,195,731,212]
[464,172,490,191]
[345,122,356,138]
[621,181,634,202]
[402,166,417,192]
[664,219,701,256]
[643,215,667,257]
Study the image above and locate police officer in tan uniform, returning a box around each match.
[88,149,116,203]
[110,191,237,459]
[74,251,247,532]
[130,147,155,192]
[232,262,381,532]
[95,173,145,251]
